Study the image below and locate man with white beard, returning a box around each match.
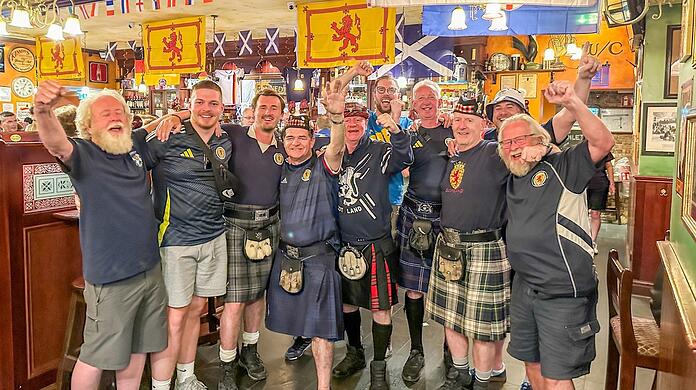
[499,82,614,390]
[34,81,167,390]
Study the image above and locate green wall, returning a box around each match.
[638,5,681,176]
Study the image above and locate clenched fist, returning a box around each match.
[34,80,68,115]
[377,112,400,134]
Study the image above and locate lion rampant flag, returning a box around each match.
[35,37,85,80]
[143,16,205,74]
[297,0,396,68]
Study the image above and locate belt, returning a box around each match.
[343,235,394,253]
[445,228,503,243]
[403,195,441,214]
[280,241,333,259]
[224,204,279,221]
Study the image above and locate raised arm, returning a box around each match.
[335,60,374,92]
[544,81,614,163]
[34,80,74,162]
[377,111,413,174]
[322,80,348,172]
[551,42,601,141]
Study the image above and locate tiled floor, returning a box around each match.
[177,222,656,390]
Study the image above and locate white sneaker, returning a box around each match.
[174,375,207,390]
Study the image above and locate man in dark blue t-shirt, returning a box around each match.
[498,82,614,390]
[34,81,167,389]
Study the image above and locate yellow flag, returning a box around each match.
[143,16,206,74]
[35,37,84,79]
[297,0,395,68]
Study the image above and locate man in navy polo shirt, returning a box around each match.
[34,81,167,390]
[499,82,614,390]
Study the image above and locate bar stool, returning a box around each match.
[605,249,660,390]
[56,276,115,389]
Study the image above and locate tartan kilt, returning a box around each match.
[223,203,280,303]
[266,250,344,341]
[396,201,441,293]
[341,239,399,311]
[426,233,511,341]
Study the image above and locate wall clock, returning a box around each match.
[9,47,35,73]
[12,77,35,98]
[489,53,511,72]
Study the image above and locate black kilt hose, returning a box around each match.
[341,238,399,311]
[223,203,280,303]
[426,230,511,341]
[266,248,344,341]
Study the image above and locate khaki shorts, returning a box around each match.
[80,266,168,370]
[161,233,227,308]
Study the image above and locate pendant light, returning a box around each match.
[448,6,467,30]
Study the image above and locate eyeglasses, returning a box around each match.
[375,86,398,94]
[501,134,534,149]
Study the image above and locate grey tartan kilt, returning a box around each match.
[223,206,280,303]
[425,232,511,341]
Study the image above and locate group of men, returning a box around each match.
[34,43,613,390]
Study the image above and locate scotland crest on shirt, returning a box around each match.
[129,151,143,168]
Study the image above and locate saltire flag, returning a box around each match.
[105,42,117,61]
[35,37,85,80]
[135,0,144,12]
[121,0,131,14]
[375,14,456,78]
[238,30,253,56]
[265,28,279,54]
[167,0,177,7]
[422,2,599,36]
[78,3,98,19]
[296,0,396,68]
[213,32,226,57]
[128,40,137,50]
[143,16,206,73]
[152,0,161,10]
[185,0,194,4]
[105,0,115,16]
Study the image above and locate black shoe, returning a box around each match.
[239,344,267,381]
[369,361,390,390]
[443,346,453,372]
[332,345,366,378]
[285,337,312,361]
[490,369,506,383]
[218,359,239,390]
[438,367,472,390]
[472,379,489,390]
[401,349,425,382]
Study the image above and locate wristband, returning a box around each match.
[329,113,344,125]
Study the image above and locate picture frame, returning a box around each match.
[680,0,694,63]
[499,74,516,91]
[641,102,677,156]
[681,113,696,240]
[676,79,694,197]
[665,25,681,99]
[518,73,537,99]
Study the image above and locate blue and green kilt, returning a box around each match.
[396,200,441,293]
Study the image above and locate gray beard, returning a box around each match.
[92,130,133,155]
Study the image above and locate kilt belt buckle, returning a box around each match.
[417,202,433,214]
[254,209,269,221]
[286,244,300,259]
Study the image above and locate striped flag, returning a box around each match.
[238,30,253,56]
[185,0,194,4]
[152,0,161,10]
[105,0,115,16]
[120,0,131,13]
[167,0,176,7]
[265,28,279,54]
[213,32,226,57]
[135,0,144,11]
[78,3,98,19]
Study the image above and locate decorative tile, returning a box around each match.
[23,163,75,213]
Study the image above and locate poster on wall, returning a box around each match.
[641,102,677,156]
[0,87,10,102]
[2,103,14,112]
[676,78,694,197]
[16,102,31,122]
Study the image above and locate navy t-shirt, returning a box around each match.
[407,124,452,202]
[588,152,614,190]
[59,130,160,285]
[222,124,286,207]
[440,140,508,232]
[142,127,231,246]
[506,141,601,297]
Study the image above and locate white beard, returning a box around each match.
[92,128,133,155]
[504,157,535,177]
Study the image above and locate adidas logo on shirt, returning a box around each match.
[281,177,288,184]
[180,148,195,158]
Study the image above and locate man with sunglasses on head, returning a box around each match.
[498,80,614,390]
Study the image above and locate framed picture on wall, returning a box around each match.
[681,113,696,240]
[518,73,537,99]
[499,74,516,91]
[680,0,694,62]
[677,79,694,196]
[665,25,682,99]
[641,102,677,156]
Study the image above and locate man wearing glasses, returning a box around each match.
[499,81,614,390]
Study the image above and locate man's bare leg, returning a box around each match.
[525,362,545,390]
[151,305,190,383]
[71,360,102,390]
[472,340,496,385]
[115,353,147,390]
[312,337,334,390]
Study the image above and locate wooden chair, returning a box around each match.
[605,249,661,390]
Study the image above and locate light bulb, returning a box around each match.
[397,76,407,89]
[448,6,467,30]
[63,14,83,35]
[45,23,65,41]
[10,7,32,29]
[482,3,503,21]
[571,47,582,60]
[543,48,556,61]
[0,20,8,35]
[566,43,578,56]
[489,12,508,31]
[138,81,148,94]
[293,78,304,91]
